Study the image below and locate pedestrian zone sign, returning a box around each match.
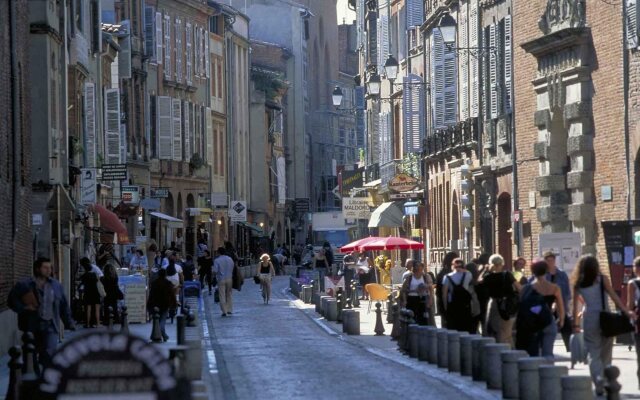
[230,200,247,222]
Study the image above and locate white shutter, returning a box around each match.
[627,0,638,49]
[157,96,173,160]
[175,18,181,83]
[194,106,201,156]
[460,5,469,121]
[84,82,96,168]
[172,98,182,161]
[164,14,171,79]
[119,124,127,163]
[377,14,389,74]
[504,15,513,114]
[470,3,479,117]
[403,74,425,154]
[431,30,445,129]
[406,0,424,28]
[444,43,457,125]
[104,88,121,164]
[144,6,155,61]
[205,29,210,78]
[155,12,163,65]
[489,23,498,119]
[183,101,191,162]
[185,23,192,85]
[194,25,200,76]
[206,107,213,164]
[200,27,206,77]
[378,112,387,163]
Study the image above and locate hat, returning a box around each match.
[260,254,270,261]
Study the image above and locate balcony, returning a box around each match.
[424,118,479,158]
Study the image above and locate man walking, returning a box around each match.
[542,251,572,350]
[214,247,235,316]
[8,257,75,370]
[442,258,474,333]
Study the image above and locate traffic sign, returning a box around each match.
[230,200,247,222]
[101,163,127,180]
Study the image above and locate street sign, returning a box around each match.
[390,191,423,200]
[295,198,310,213]
[229,200,247,222]
[121,185,140,204]
[211,192,228,207]
[151,188,169,198]
[340,168,364,197]
[101,163,127,180]
[342,197,371,219]
[80,168,97,205]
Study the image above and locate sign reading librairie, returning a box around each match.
[101,163,128,180]
[342,198,371,219]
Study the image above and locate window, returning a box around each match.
[217,60,223,98]
[75,0,83,32]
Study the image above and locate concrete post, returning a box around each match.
[408,324,419,358]
[437,329,449,369]
[302,285,313,303]
[460,334,480,377]
[326,299,338,321]
[518,357,550,400]
[561,376,594,400]
[342,310,352,333]
[346,310,360,335]
[313,293,322,313]
[320,296,331,316]
[539,365,568,400]
[604,365,621,400]
[417,326,429,361]
[447,331,462,373]
[483,343,510,390]
[501,350,529,399]
[427,327,439,364]
[471,337,495,381]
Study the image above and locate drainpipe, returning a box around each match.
[623,3,632,220]
[10,0,20,249]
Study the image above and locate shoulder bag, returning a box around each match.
[599,278,633,337]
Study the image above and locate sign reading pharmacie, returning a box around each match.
[388,173,420,193]
[342,197,372,220]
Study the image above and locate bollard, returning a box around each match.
[604,365,621,400]
[326,299,338,321]
[402,310,415,353]
[6,346,22,400]
[342,309,352,333]
[336,287,344,323]
[460,334,480,377]
[352,280,360,308]
[386,293,394,324]
[427,326,439,364]
[539,365,568,400]
[417,326,429,361]
[301,285,313,303]
[120,306,129,334]
[397,310,407,350]
[107,306,114,331]
[447,331,462,373]
[346,310,360,335]
[150,307,163,343]
[374,302,385,336]
[561,375,594,400]
[471,337,495,381]
[313,293,322,313]
[501,350,529,399]
[176,314,186,346]
[436,329,449,369]
[390,304,400,340]
[518,357,550,400]
[320,296,331,317]
[21,332,37,376]
[483,343,510,389]
[408,324,419,358]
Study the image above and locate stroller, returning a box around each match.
[181,280,202,316]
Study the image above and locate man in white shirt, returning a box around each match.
[213,247,235,317]
[129,249,148,271]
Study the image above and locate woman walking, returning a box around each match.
[572,255,635,394]
[80,262,101,328]
[482,254,520,345]
[355,252,373,300]
[400,262,433,325]
[258,254,276,304]
[101,264,122,324]
[627,256,640,389]
[198,250,214,295]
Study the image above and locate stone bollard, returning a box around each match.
[390,304,400,340]
[326,299,338,321]
[120,306,129,334]
[561,375,594,400]
[471,337,495,381]
[351,280,360,308]
[313,293,322,313]
[417,326,429,361]
[483,343,510,390]
[604,365,621,400]
[386,293,394,324]
[150,307,163,343]
[320,296,331,316]
[6,346,22,400]
[397,310,407,350]
[518,357,550,400]
[460,334,480,377]
[447,331,462,373]
[402,310,415,353]
[436,329,449,369]
[427,327,439,364]
[539,365,568,400]
[374,302,385,336]
[176,314,186,345]
[21,332,37,376]
[336,287,344,323]
[408,324,419,358]
[302,285,313,303]
[501,350,529,399]
[346,310,360,335]
[342,309,352,333]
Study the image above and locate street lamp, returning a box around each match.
[383,55,399,82]
[332,86,344,107]
[366,73,381,96]
[436,13,457,46]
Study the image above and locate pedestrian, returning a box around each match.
[627,256,640,389]
[79,259,102,328]
[147,268,176,342]
[164,251,184,290]
[400,261,433,326]
[442,258,474,333]
[402,258,415,280]
[129,249,148,272]
[80,256,104,278]
[473,253,492,335]
[258,254,276,304]
[481,254,520,345]
[214,247,236,316]
[101,263,123,324]
[182,254,196,281]
[355,252,373,300]
[513,257,528,285]
[8,257,75,370]
[198,250,215,295]
[539,251,573,352]
[571,255,636,395]
[196,238,208,258]
[323,241,334,275]
[515,260,564,358]
[224,241,239,265]
[436,251,458,327]
[314,248,330,288]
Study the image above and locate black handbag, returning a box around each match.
[599,279,633,337]
[253,275,261,285]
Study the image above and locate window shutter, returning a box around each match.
[469,4,479,117]
[379,112,388,164]
[206,107,213,163]
[504,15,513,114]
[119,124,127,163]
[175,18,181,83]
[185,23,192,85]
[431,30,445,129]
[155,12,163,65]
[104,88,121,164]
[357,0,366,49]
[460,5,468,121]
[144,6,155,61]
[194,106,201,156]
[489,23,498,119]
[119,34,132,79]
[627,0,638,49]
[444,46,457,125]
[84,82,96,168]
[164,14,171,79]
[157,96,173,160]
[183,101,191,162]
[172,98,182,161]
[406,0,424,28]
[194,25,199,76]
[377,14,389,74]
[205,29,210,78]
[403,74,425,154]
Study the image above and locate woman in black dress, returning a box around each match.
[80,263,101,327]
[101,263,122,324]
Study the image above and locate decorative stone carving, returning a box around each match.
[563,100,592,121]
[538,0,586,35]
[533,142,548,159]
[567,135,593,154]
[547,72,566,109]
[566,171,594,189]
[483,120,495,150]
[480,179,495,213]
[534,110,551,129]
[497,118,510,147]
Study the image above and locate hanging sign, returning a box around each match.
[389,173,419,193]
[342,198,371,219]
[229,200,247,222]
[80,168,97,205]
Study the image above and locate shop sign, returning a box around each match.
[389,173,419,192]
[121,186,140,204]
[151,188,169,198]
[342,198,371,219]
[229,200,247,222]
[341,168,364,197]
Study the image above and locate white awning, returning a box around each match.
[364,179,381,188]
[368,202,404,228]
[149,212,183,228]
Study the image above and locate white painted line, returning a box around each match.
[201,308,218,375]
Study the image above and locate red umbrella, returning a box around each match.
[339,236,383,253]
[359,236,425,251]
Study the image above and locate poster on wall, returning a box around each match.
[119,275,147,323]
[538,232,582,275]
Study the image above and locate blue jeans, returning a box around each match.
[539,319,558,358]
[159,310,168,340]
[34,320,58,370]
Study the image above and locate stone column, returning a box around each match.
[561,375,594,400]
[539,365,568,400]
[501,350,529,399]
[484,343,510,390]
[518,357,551,400]
[447,331,461,373]
[437,330,449,369]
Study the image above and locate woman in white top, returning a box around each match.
[400,262,433,325]
[356,253,373,300]
[627,256,640,390]
[258,254,276,305]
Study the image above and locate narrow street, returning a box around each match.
[203,277,490,400]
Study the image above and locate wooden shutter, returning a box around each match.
[84,82,96,168]
[469,3,479,117]
[431,30,445,129]
[194,25,199,76]
[183,101,191,162]
[185,23,192,85]
[379,112,387,164]
[459,4,468,121]
[444,44,457,125]
[489,23,498,119]
[104,88,121,164]
[403,74,425,154]
[119,124,127,163]
[504,15,513,114]
[377,14,389,74]
[205,29,210,78]
[172,98,182,161]
[157,96,173,160]
[406,0,424,28]
[144,6,155,61]
[155,12,163,65]
[627,0,638,49]
[175,18,182,83]
[206,107,213,164]
[164,14,171,79]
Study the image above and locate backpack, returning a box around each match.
[516,284,553,332]
[448,273,472,315]
[166,262,177,277]
[496,272,519,320]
